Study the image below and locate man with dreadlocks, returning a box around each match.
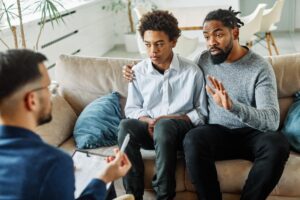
[182,7,290,200]
[122,7,290,200]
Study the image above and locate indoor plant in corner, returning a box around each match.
[103,0,156,52]
[0,0,64,50]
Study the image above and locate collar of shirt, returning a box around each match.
[0,125,42,141]
[146,53,180,74]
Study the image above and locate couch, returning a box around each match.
[35,53,300,200]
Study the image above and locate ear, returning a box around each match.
[24,92,38,112]
[232,27,239,40]
[171,38,178,48]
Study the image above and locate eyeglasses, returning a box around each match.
[30,85,49,93]
[30,81,59,95]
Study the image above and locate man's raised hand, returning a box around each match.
[206,75,232,110]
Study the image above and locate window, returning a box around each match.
[1,0,82,19]
[1,0,38,16]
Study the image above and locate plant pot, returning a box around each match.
[124,33,139,52]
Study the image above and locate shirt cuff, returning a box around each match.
[186,109,202,126]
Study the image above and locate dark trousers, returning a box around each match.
[118,118,193,200]
[183,124,290,200]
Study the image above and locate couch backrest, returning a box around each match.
[266,53,300,126]
[56,53,300,127]
[55,55,140,115]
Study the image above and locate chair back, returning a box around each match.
[133,6,148,56]
[239,4,266,44]
[174,36,199,58]
[260,0,285,32]
[133,6,148,19]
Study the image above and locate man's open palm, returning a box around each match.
[206,75,232,110]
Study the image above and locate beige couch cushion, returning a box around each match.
[184,153,300,196]
[55,55,140,115]
[35,95,77,147]
[269,53,300,98]
[267,53,300,126]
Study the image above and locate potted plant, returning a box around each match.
[103,0,156,52]
[0,0,65,50]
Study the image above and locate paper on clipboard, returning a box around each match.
[72,150,111,198]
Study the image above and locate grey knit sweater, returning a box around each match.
[194,49,279,132]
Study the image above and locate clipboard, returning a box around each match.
[72,149,112,198]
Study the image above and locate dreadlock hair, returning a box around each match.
[203,6,244,29]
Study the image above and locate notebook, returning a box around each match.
[72,150,112,198]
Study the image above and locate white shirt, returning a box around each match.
[125,54,207,126]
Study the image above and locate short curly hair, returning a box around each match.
[138,10,181,41]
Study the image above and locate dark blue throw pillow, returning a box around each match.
[74,92,122,149]
[282,91,300,153]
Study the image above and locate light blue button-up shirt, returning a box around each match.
[125,53,207,126]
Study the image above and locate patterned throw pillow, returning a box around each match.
[282,91,300,153]
[74,92,122,149]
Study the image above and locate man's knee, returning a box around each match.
[154,118,175,132]
[184,128,199,148]
[183,126,212,150]
[118,119,137,143]
[259,133,290,162]
[153,119,176,145]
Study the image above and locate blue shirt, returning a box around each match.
[0,125,106,200]
[125,53,207,126]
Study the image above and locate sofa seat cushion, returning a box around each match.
[59,136,76,154]
[174,193,300,200]
[184,153,300,196]
[35,95,77,147]
[60,138,118,156]
[184,159,251,193]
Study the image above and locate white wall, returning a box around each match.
[153,0,239,10]
[0,0,117,79]
[296,0,300,29]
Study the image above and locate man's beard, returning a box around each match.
[209,39,233,65]
[37,100,52,126]
[37,113,52,126]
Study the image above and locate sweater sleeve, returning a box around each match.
[229,62,280,132]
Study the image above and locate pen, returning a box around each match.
[120,134,130,152]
